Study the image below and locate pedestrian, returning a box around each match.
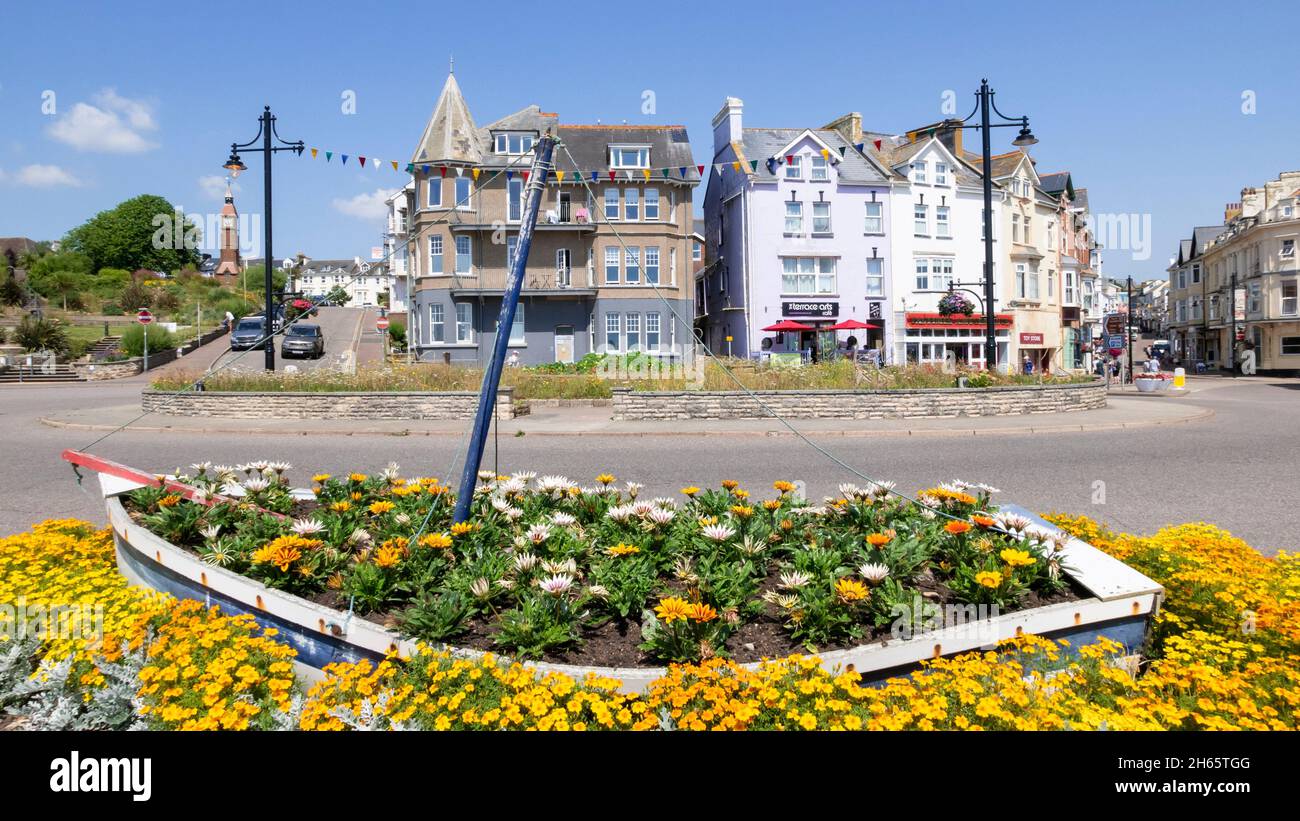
[1023,353,1033,375]
[506,350,521,368]
[222,310,234,333]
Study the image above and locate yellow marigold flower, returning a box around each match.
[655,597,692,624]
[975,571,1002,589]
[972,514,997,528]
[606,543,641,557]
[721,480,738,490]
[773,480,796,493]
[944,521,972,535]
[329,500,351,513]
[866,532,891,547]
[834,578,869,603]
[697,515,718,526]
[681,486,700,496]
[763,499,782,511]
[419,532,453,550]
[312,474,332,483]
[596,473,615,485]
[349,473,368,483]
[999,548,1036,567]
[350,492,363,501]
[733,489,750,500]
[450,522,477,536]
[780,519,794,531]
[730,505,754,518]
[373,545,402,568]
[368,500,395,515]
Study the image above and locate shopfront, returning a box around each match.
[1018,332,1053,373]
[903,312,1012,370]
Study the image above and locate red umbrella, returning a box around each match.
[825,319,881,331]
[762,320,815,332]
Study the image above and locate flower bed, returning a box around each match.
[5,515,1295,730]
[115,463,1093,670]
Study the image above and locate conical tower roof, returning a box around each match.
[410,72,482,166]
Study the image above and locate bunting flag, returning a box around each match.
[642,169,651,180]
[325,151,333,162]
[820,148,829,160]
[421,164,430,175]
[341,155,348,165]
[697,165,705,176]
[522,171,530,182]
[854,142,865,153]
[392,161,399,171]
[556,170,565,183]
[310,148,318,159]
[407,163,415,174]
[749,160,758,172]
[472,167,481,180]
[506,170,514,181]
[590,171,598,181]
[838,146,846,157]
[359,156,366,167]
[731,161,741,172]
[438,166,447,177]
[609,171,616,181]
[454,167,463,177]
[786,155,794,165]
[874,139,883,151]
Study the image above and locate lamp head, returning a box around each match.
[1012,121,1038,147]
[223,147,247,177]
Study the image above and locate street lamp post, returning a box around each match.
[947,80,1037,372]
[222,106,304,371]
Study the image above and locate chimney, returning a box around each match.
[712,97,743,156]
[935,119,963,157]
[1224,202,1242,223]
[824,112,862,146]
[1239,187,1263,219]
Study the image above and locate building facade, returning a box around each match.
[406,72,697,366]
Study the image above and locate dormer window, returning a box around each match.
[784,156,802,180]
[811,156,829,181]
[913,161,927,184]
[934,162,948,185]
[494,133,536,155]
[609,145,650,169]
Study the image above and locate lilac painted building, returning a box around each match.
[700,98,895,361]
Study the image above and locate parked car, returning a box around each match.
[280,323,325,359]
[229,316,267,351]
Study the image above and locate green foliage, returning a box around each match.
[14,316,70,356]
[119,281,152,312]
[63,194,200,272]
[150,287,180,313]
[493,595,582,659]
[119,324,176,357]
[0,272,26,307]
[396,590,470,643]
[387,320,407,351]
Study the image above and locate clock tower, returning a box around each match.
[214,180,241,281]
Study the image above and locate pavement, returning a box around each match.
[3,373,1298,555]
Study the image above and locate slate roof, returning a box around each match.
[410,73,483,166]
[968,151,1027,179]
[1191,225,1226,256]
[1073,187,1090,211]
[1038,172,1073,197]
[738,127,893,183]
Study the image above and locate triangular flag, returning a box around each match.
[838,147,846,157]
[590,171,597,181]
[609,171,616,181]
[678,166,687,178]
[556,170,565,183]
[696,165,704,176]
[472,168,481,180]
[392,161,399,172]
[642,169,651,180]
[854,143,865,153]
[371,157,381,170]
[522,170,530,182]
[438,166,447,177]
[310,148,318,159]
[786,155,794,165]
[749,160,758,172]
[731,161,740,171]
[820,148,829,160]
[421,164,430,174]
[342,155,349,165]
[506,170,514,181]
[874,139,882,151]
[326,151,333,162]
[454,167,463,177]
[359,156,366,167]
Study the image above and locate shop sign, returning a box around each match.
[783,301,838,318]
[1019,332,1044,345]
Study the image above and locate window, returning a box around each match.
[1047,222,1055,249]
[813,201,832,234]
[864,201,883,234]
[609,146,650,169]
[605,247,620,284]
[1177,269,1186,289]
[1024,215,1032,244]
[644,188,660,220]
[1284,205,1294,218]
[866,258,884,297]
[496,302,525,344]
[644,246,660,284]
[625,313,641,351]
[1192,263,1201,284]
[625,247,640,283]
[1027,265,1039,300]
[506,236,518,270]
[426,178,441,208]
[782,257,836,294]
[811,156,829,181]
[1283,281,1298,316]
[1282,336,1300,356]
[455,302,473,343]
[785,155,802,179]
[930,258,953,291]
[507,179,524,222]
[454,177,472,209]
[428,236,443,275]
[1012,214,1021,243]
[1283,239,1296,257]
[785,201,803,234]
[624,188,640,221]
[935,206,950,238]
[1191,297,1202,321]
[646,312,661,350]
[430,303,445,343]
[913,161,927,184]
[605,312,621,351]
[1209,294,1219,320]
[1249,281,1262,313]
[914,204,928,236]
[455,236,472,274]
[604,188,619,220]
[494,133,535,155]
[1047,270,1055,298]
[934,162,948,185]
[915,258,929,291]
[692,241,702,261]
[1065,272,1075,303]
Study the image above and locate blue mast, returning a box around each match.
[452,134,556,522]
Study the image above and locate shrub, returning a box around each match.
[101,302,124,316]
[387,320,407,351]
[120,324,177,357]
[120,281,152,312]
[150,287,180,313]
[13,316,70,356]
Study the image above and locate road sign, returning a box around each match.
[1104,313,1124,334]
[376,316,389,332]
[136,308,153,325]
[1106,333,1125,350]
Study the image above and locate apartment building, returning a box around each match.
[405,71,698,365]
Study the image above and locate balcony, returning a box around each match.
[449,268,596,298]
[449,206,598,234]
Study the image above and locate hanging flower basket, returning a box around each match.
[938,292,975,317]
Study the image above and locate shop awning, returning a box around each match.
[825,319,882,331]
[906,312,1014,329]
[762,320,816,332]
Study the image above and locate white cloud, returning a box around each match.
[47,89,158,153]
[332,188,396,221]
[14,164,83,188]
[199,175,241,200]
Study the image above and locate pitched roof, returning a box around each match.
[1072,187,1090,211]
[968,151,1027,179]
[410,73,483,165]
[1190,225,1226,257]
[0,237,38,259]
[554,124,695,176]
[1038,172,1073,196]
[736,127,892,183]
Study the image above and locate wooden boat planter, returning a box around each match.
[68,450,1164,693]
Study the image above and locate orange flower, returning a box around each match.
[450,522,477,536]
[419,532,453,549]
[158,494,183,508]
[688,602,718,623]
[944,521,972,535]
[368,500,395,515]
[681,486,700,497]
[373,545,402,568]
[866,533,891,547]
[721,480,739,490]
[655,597,692,624]
[772,480,796,493]
[972,514,997,529]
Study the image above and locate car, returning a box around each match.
[280,323,325,359]
[229,316,268,351]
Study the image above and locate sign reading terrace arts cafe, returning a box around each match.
[783,301,838,318]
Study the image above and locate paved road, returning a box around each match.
[1,376,1297,554]
[197,307,365,376]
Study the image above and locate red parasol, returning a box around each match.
[825,319,881,331]
[762,320,815,332]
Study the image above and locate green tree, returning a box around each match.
[27,252,92,309]
[93,267,133,297]
[63,195,200,273]
[14,316,70,356]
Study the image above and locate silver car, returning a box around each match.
[280,324,324,359]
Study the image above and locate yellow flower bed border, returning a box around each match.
[3,516,1297,730]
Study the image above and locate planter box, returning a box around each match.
[97,473,1162,693]
[1133,378,1170,393]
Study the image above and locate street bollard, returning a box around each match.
[1172,367,1186,390]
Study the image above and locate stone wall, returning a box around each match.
[141,388,524,420]
[74,359,143,380]
[611,381,1106,420]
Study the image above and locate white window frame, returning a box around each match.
[935,206,950,238]
[811,156,829,181]
[454,176,472,210]
[644,246,660,284]
[915,258,929,291]
[914,204,928,236]
[426,177,441,209]
[428,235,443,276]
[782,256,837,295]
[1282,239,1296,258]
[507,179,524,222]
[864,201,883,234]
[1281,335,1300,356]
[785,200,803,234]
[455,302,473,344]
[1282,280,1298,316]
[866,258,884,297]
[604,247,620,284]
[785,155,802,180]
[494,133,536,155]
[934,162,948,185]
[625,246,641,283]
[812,201,832,234]
[604,188,620,221]
[605,312,621,351]
[609,145,650,169]
[913,161,927,184]
[496,302,526,345]
[625,312,641,352]
[645,311,661,351]
[430,303,445,343]
[644,188,660,221]
[455,235,472,275]
[624,187,640,221]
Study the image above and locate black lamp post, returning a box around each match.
[223,106,304,371]
[945,80,1037,371]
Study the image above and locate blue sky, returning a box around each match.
[1,0,1296,281]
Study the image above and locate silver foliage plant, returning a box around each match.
[1,636,148,731]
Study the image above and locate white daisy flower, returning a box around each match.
[551,512,577,527]
[536,574,574,596]
[241,476,270,492]
[291,517,325,535]
[542,558,579,576]
[199,524,221,541]
[701,523,736,542]
[647,507,675,525]
[858,563,890,584]
[513,552,539,572]
[469,578,492,599]
[606,504,635,523]
[779,570,812,589]
[526,524,551,544]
